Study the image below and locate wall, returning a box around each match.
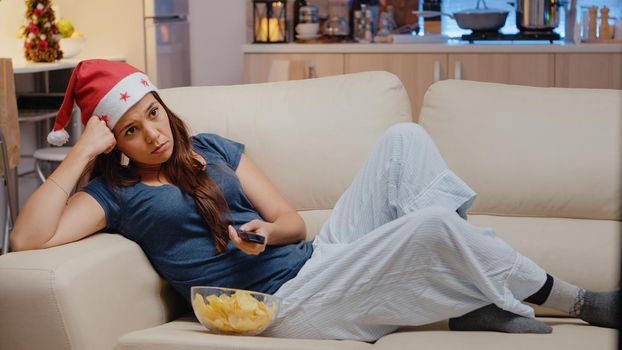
[189,0,246,86]
[0,0,28,58]
[53,0,145,70]
[0,0,145,69]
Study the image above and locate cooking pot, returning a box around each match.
[513,0,562,31]
[413,0,509,33]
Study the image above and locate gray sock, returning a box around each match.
[576,290,619,328]
[540,277,619,329]
[449,304,553,334]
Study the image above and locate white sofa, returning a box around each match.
[0,71,619,350]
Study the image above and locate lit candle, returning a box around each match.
[259,17,283,42]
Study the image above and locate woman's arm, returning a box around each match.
[235,153,307,246]
[9,117,115,251]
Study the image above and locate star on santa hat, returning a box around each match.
[140,78,149,87]
[120,92,130,102]
[99,114,109,123]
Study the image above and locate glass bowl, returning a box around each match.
[191,286,281,336]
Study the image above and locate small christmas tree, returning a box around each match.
[21,0,63,62]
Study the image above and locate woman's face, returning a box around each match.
[112,93,174,165]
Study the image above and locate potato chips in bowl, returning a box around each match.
[191,286,281,335]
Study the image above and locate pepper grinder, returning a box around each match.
[588,6,598,41]
[599,6,611,41]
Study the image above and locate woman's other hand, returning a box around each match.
[228,220,272,255]
[75,116,117,159]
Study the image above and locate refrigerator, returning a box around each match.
[144,0,191,88]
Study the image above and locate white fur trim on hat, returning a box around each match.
[47,129,70,146]
[92,72,157,129]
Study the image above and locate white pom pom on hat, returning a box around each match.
[48,59,158,146]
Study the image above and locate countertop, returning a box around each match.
[242,41,622,54]
[11,56,125,74]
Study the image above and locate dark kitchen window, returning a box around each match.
[440,0,620,39]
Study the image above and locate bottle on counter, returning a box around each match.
[350,0,361,39]
[422,0,442,34]
[588,6,598,41]
[599,6,611,41]
[363,8,374,43]
[365,0,379,36]
[353,10,365,41]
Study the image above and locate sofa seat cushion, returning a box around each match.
[115,315,372,350]
[116,316,615,350]
[376,318,616,350]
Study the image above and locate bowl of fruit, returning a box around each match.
[56,18,86,58]
[191,286,281,336]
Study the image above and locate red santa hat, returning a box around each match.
[47,59,157,146]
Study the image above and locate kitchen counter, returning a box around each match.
[11,56,125,74]
[242,41,622,54]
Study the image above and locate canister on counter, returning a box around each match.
[422,0,441,34]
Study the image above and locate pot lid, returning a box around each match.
[456,8,509,15]
[456,0,509,15]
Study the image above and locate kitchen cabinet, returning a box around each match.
[447,53,555,87]
[244,49,621,121]
[244,54,344,83]
[345,54,447,121]
[555,53,622,89]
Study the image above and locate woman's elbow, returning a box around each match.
[8,229,45,252]
[8,230,27,252]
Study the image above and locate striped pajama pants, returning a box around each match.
[265,123,547,341]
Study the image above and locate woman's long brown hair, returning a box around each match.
[79,92,231,253]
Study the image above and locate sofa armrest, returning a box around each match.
[0,234,187,350]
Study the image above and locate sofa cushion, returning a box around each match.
[419,80,622,220]
[375,318,616,350]
[158,71,412,215]
[298,209,332,239]
[115,315,372,350]
[116,316,616,350]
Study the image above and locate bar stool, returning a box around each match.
[30,104,80,183]
[33,146,71,182]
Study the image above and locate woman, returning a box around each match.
[10,60,617,341]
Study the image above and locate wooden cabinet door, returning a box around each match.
[244,54,344,84]
[448,53,555,87]
[555,53,622,89]
[345,53,447,121]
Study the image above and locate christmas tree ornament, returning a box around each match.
[21,0,63,62]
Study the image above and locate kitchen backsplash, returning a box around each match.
[246,0,622,41]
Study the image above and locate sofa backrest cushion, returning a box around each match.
[159,71,412,234]
[419,80,621,220]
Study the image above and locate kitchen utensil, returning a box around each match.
[513,0,562,31]
[413,0,509,32]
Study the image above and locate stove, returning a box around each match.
[461,31,561,43]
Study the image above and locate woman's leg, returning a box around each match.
[270,207,550,341]
[315,122,477,246]
[272,206,618,340]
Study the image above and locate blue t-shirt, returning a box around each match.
[81,133,313,305]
